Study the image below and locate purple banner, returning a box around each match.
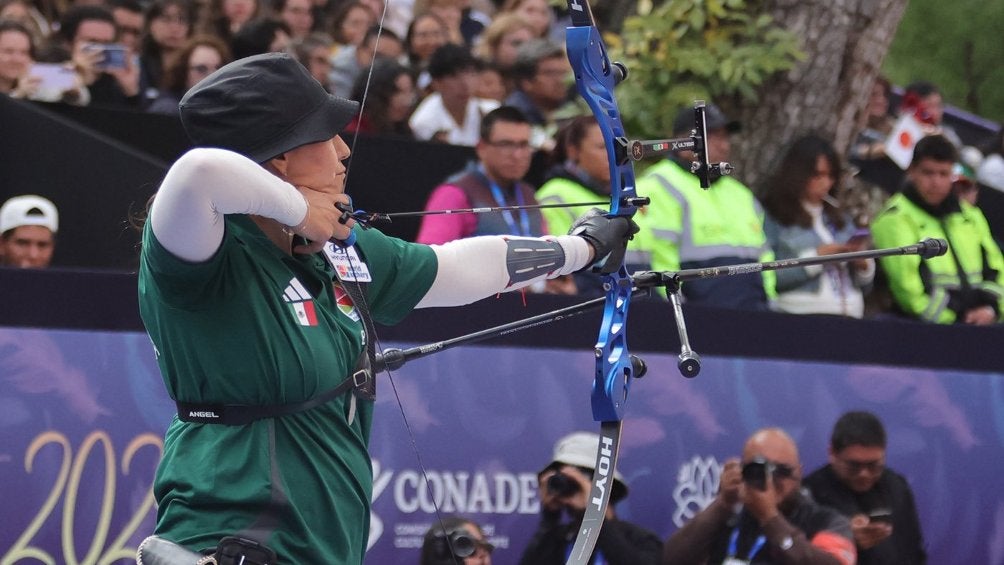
[2,327,1002,564]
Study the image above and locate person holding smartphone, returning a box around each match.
[57,5,141,108]
[663,428,856,565]
[804,412,927,564]
[759,135,875,318]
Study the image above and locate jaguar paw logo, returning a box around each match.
[672,455,721,527]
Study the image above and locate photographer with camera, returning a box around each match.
[803,411,926,565]
[663,428,857,565]
[518,432,662,565]
[420,516,494,565]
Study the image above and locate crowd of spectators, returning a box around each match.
[1,0,1002,324]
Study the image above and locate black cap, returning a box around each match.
[672,104,741,136]
[179,52,360,163]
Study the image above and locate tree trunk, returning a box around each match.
[725,0,908,190]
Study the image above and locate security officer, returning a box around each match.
[636,105,774,309]
[871,134,1004,324]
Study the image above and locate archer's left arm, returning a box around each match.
[416,210,636,308]
[415,235,593,308]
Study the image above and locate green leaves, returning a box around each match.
[612,0,802,140]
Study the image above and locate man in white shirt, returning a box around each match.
[409,43,498,145]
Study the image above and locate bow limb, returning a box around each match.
[564,2,641,563]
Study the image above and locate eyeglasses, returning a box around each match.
[836,456,884,475]
[771,462,796,479]
[189,64,218,75]
[485,139,532,152]
[155,14,189,25]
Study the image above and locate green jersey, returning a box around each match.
[139,215,437,563]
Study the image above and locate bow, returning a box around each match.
[563,2,642,562]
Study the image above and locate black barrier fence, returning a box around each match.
[2,96,1003,270]
[2,266,1002,373]
[0,97,479,269]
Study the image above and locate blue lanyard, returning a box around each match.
[727,527,766,561]
[481,166,531,236]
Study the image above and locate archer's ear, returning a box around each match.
[266,153,289,177]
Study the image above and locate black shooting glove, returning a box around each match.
[569,208,640,274]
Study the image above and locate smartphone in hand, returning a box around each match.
[868,508,893,524]
[30,63,77,92]
[847,228,871,246]
[83,43,130,70]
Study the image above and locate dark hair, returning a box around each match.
[326,0,372,45]
[231,17,290,59]
[0,20,35,59]
[904,80,939,99]
[759,134,845,230]
[405,11,447,65]
[550,115,597,165]
[349,57,413,135]
[106,0,144,15]
[58,5,115,44]
[479,105,529,140]
[159,34,231,93]
[195,0,260,45]
[910,134,958,168]
[362,22,399,48]
[141,0,195,60]
[427,41,475,79]
[510,37,562,81]
[831,411,887,451]
[419,516,485,565]
[867,75,893,124]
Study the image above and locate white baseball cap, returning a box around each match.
[0,195,59,234]
[539,431,629,501]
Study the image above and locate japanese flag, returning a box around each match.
[885,114,926,170]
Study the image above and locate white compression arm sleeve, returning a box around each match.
[149,148,308,262]
[416,235,592,308]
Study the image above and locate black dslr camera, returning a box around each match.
[741,458,773,491]
[431,529,480,561]
[741,457,796,491]
[546,472,581,497]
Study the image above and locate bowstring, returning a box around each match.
[337,3,462,562]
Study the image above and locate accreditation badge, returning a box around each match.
[722,558,750,565]
[324,242,372,282]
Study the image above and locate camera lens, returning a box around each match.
[546,472,580,497]
[741,459,771,491]
[450,532,475,558]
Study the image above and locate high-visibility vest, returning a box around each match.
[871,191,1004,323]
[637,159,775,299]
[536,174,652,269]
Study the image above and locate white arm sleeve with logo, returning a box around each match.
[150,148,307,262]
[416,235,592,308]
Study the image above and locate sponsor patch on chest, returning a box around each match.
[324,243,372,282]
